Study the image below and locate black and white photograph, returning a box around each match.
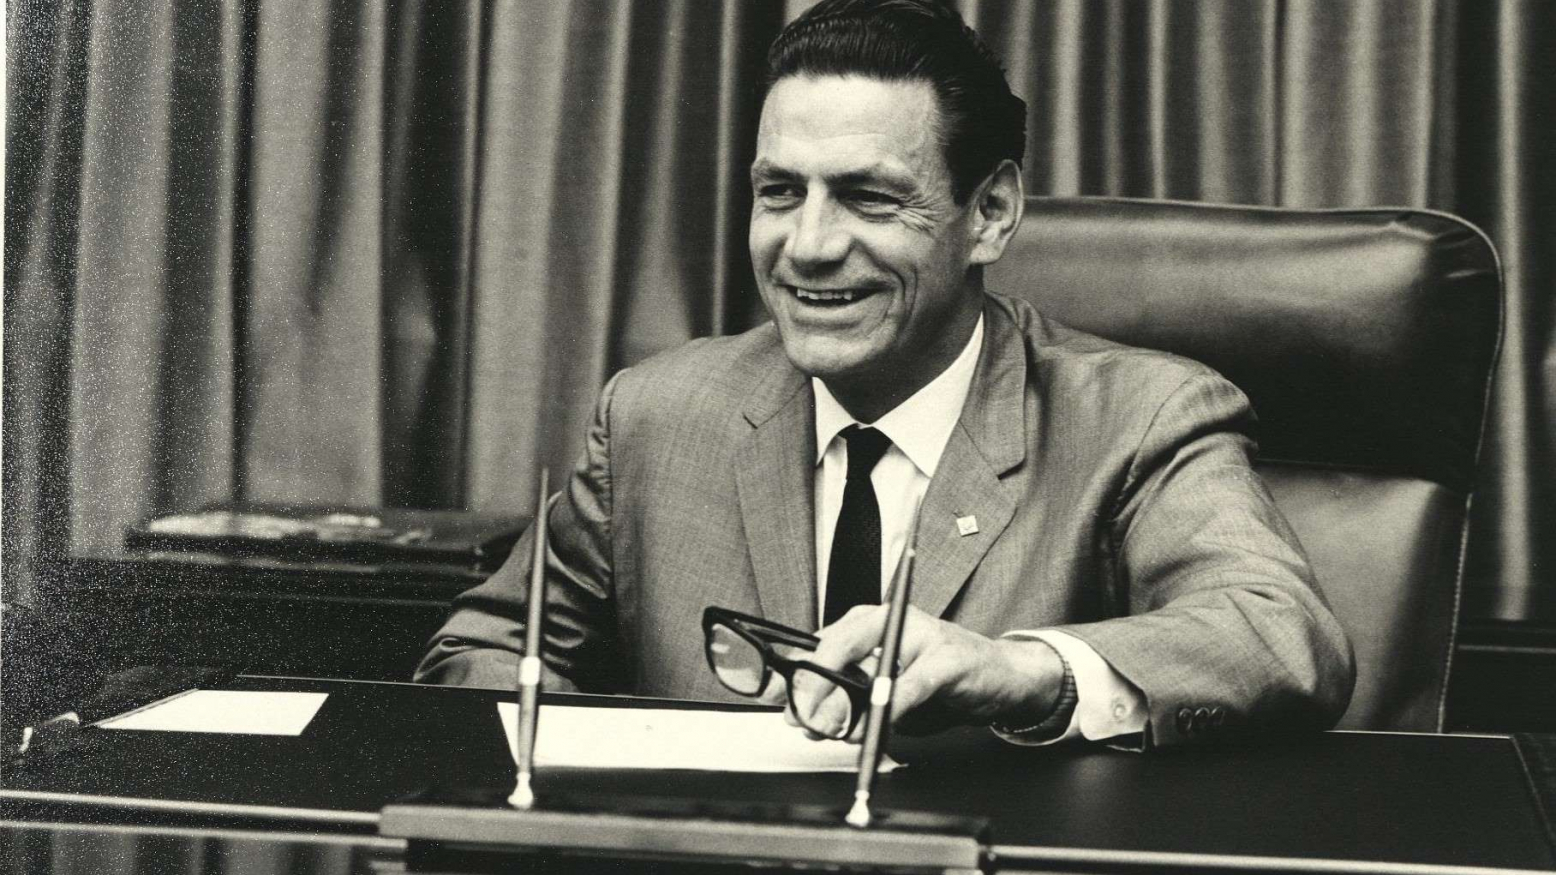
[3,1,1554,872]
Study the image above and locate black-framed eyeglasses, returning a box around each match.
[701,606,871,740]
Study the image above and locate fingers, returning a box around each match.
[788,605,1002,742]
[792,605,935,741]
[781,610,1029,741]
[791,676,856,739]
[836,657,941,742]
[784,605,882,739]
[810,604,891,672]
[772,607,858,740]
[756,674,788,707]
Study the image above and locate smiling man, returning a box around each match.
[417,0,1355,749]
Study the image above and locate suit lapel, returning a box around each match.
[734,356,818,632]
[912,299,1031,619]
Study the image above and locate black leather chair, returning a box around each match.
[988,196,1502,732]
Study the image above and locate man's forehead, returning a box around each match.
[755,75,944,180]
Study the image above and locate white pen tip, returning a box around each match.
[845,793,872,828]
[508,773,535,810]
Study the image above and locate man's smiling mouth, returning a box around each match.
[788,285,879,306]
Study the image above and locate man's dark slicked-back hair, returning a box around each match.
[765,0,1026,204]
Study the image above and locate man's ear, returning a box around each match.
[968,159,1025,267]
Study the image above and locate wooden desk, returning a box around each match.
[4,676,1553,874]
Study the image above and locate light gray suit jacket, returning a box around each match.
[416,293,1354,747]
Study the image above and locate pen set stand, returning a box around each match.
[380,478,990,874]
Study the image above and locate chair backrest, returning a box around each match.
[988,196,1501,732]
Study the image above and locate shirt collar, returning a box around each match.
[812,314,985,478]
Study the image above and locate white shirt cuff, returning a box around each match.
[994,629,1148,747]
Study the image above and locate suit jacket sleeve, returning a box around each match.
[1053,372,1356,747]
[413,371,627,693]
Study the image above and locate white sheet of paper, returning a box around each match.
[99,690,329,736]
[497,702,900,773]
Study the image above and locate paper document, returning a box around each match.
[99,690,329,736]
[498,702,901,773]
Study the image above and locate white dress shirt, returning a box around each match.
[811,315,1147,744]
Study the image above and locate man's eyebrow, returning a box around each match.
[750,160,920,194]
[829,168,918,193]
[749,160,799,181]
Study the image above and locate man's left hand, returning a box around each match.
[785,604,1066,740]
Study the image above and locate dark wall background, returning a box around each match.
[6,0,1554,621]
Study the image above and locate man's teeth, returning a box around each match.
[795,287,862,302]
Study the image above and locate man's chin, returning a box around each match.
[778,343,877,383]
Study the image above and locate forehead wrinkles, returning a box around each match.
[757,76,944,182]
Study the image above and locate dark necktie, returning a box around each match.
[824,426,894,626]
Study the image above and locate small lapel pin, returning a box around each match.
[956,515,979,537]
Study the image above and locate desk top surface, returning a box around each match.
[4,675,1554,873]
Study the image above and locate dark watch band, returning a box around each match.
[993,646,1078,737]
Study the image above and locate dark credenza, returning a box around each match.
[3,676,1554,875]
[23,555,475,684]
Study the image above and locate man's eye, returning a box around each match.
[846,190,900,210]
[758,184,802,203]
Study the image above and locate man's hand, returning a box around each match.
[784,604,1067,739]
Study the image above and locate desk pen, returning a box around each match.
[508,468,550,810]
[845,512,918,829]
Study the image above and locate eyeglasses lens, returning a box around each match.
[708,624,766,695]
[789,666,855,740]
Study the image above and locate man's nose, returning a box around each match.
[785,197,849,268]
